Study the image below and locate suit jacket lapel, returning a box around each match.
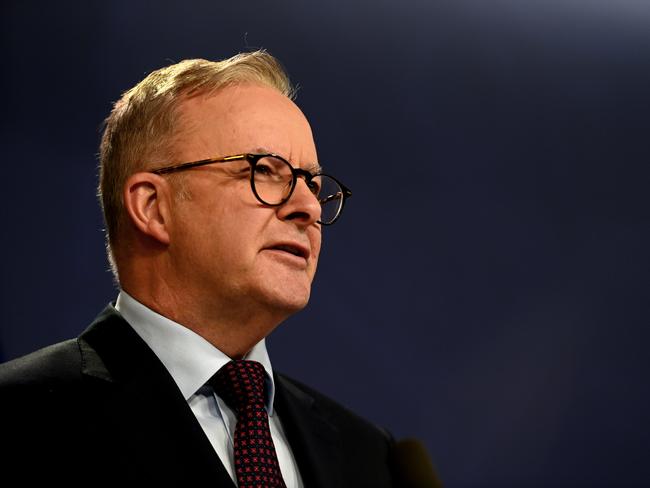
[78,305,235,486]
[274,374,342,488]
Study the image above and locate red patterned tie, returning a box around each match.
[210,360,286,488]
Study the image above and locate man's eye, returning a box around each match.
[254,164,275,176]
[307,180,321,195]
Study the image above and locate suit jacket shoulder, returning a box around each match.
[0,339,81,387]
[278,373,393,442]
[274,373,397,487]
[0,305,233,486]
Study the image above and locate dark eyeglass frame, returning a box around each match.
[150,153,352,225]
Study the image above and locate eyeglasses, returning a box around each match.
[150,153,352,225]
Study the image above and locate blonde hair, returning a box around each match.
[98,50,295,279]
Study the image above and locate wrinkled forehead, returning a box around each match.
[174,83,318,169]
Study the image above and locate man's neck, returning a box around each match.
[120,284,286,359]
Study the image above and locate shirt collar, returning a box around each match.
[115,290,277,415]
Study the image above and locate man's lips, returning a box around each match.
[263,242,310,260]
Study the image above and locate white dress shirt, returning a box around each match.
[115,291,304,487]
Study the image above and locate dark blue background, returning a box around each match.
[2,1,649,486]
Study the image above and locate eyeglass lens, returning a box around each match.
[251,156,344,224]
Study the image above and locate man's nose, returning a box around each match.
[276,178,321,226]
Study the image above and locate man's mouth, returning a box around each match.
[265,242,310,259]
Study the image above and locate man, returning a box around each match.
[0,51,398,487]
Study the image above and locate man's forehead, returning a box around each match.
[176,85,318,169]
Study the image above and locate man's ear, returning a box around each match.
[123,172,172,245]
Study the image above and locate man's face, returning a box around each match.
[166,83,322,321]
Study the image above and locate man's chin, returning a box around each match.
[259,283,312,316]
[270,292,311,315]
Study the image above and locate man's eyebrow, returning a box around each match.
[306,162,323,174]
[252,147,322,173]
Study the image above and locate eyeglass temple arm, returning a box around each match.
[151,155,248,175]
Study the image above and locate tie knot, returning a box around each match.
[209,360,267,412]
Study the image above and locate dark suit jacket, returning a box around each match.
[0,305,398,487]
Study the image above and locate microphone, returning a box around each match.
[391,438,443,488]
